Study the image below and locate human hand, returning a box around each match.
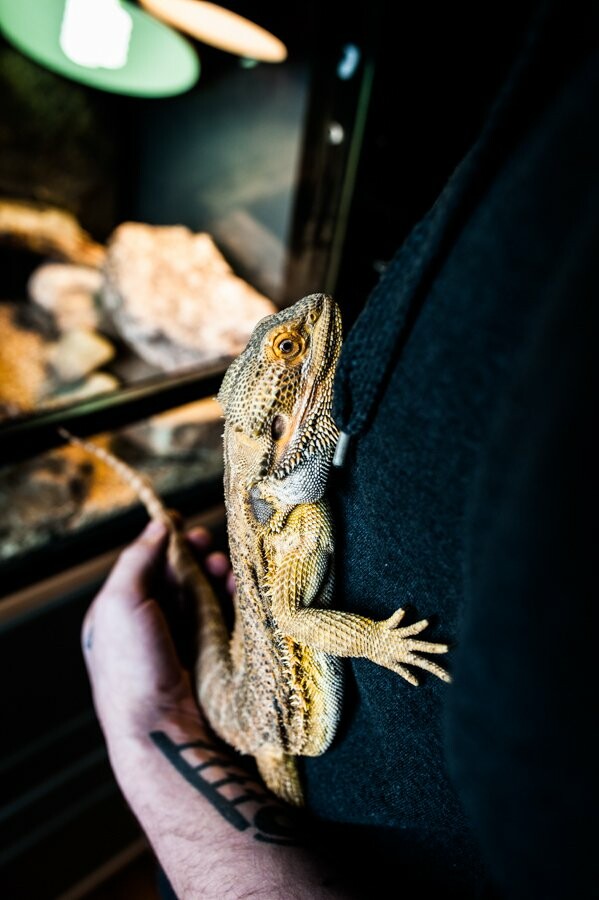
[82,521,349,899]
[82,519,233,746]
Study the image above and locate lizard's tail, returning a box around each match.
[255,747,304,807]
[58,428,169,525]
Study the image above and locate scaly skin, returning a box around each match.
[64,293,451,807]
[206,293,450,805]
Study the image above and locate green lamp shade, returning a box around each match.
[0,0,199,97]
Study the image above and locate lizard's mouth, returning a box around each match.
[307,294,342,376]
[281,294,341,450]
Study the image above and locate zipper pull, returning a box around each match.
[332,431,351,468]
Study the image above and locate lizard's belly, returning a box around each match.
[224,494,342,757]
[230,603,342,758]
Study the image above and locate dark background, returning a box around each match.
[0,2,538,896]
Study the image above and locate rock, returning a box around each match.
[0,451,93,560]
[0,199,105,267]
[28,262,105,332]
[0,302,118,420]
[101,222,277,371]
[46,328,115,382]
[119,397,223,458]
[0,302,50,416]
[43,371,120,408]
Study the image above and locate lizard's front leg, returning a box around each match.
[267,504,451,686]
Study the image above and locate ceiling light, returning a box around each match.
[60,0,133,70]
[0,0,200,97]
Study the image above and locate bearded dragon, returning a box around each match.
[64,293,450,807]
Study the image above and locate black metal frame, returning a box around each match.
[0,364,227,467]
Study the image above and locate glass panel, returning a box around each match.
[0,397,223,579]
[0,10,316,423]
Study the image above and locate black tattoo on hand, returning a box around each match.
[150,731,301,846]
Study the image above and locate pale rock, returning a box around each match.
[47,328,115,382]
[101,222,277,371]
[28,263,104,332]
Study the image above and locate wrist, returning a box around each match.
[104,702,207,787]
[105,718,293,898]
[104,715,349,900]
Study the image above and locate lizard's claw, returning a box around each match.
[368,609,452,685]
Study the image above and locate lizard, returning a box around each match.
[62,292,451,807]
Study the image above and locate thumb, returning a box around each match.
[99,519,169,608]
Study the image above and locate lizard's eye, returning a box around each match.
[272,331,305,362]
[271,414,287,440]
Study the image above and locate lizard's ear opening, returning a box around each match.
[271,414,287,440]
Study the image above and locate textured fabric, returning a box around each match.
[304,2,598,896]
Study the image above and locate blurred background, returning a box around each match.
[0,2,534,896]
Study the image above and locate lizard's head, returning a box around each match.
[218,293,342,504]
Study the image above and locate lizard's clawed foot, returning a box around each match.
[368,607,452,685]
